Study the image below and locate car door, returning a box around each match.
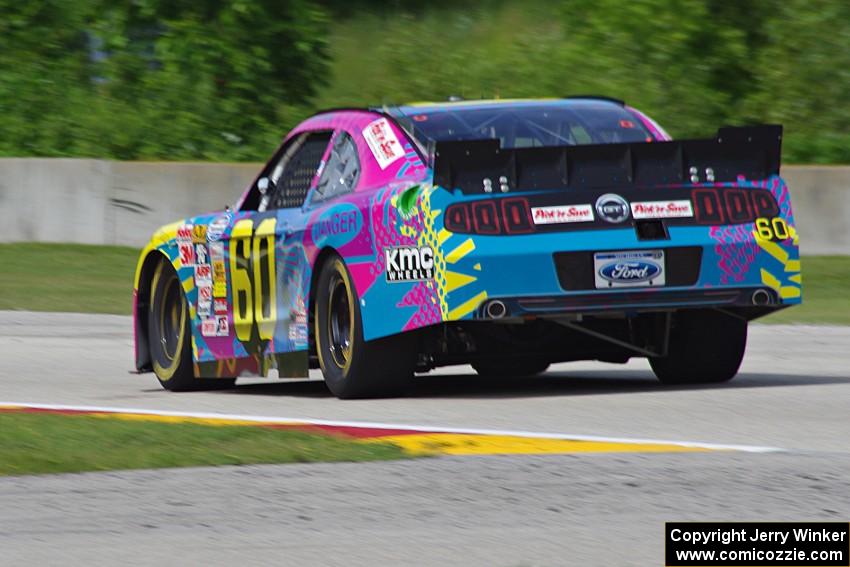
[228,130,333,376]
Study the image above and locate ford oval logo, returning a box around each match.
[599,260,661,283]
[595,193,630,223]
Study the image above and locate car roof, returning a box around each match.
[383,96,626,117]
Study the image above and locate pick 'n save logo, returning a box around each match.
[385,246,434,282]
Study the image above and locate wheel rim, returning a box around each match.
[327,273,352,370]
[159,275,183,362]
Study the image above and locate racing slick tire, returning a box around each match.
[314,255,416,399]
[649,310,747,385]
[148,260,235,392]
[472,358,551,377]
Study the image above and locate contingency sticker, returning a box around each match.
[631,200,693,219]
[531,204,594,225]
[209,241,228,298]
[363,117,404,170]
[176,224,195,267]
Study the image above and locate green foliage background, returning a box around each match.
[1,0,847,163]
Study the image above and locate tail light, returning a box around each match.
[691,188,778,225]
[447,198,534,235]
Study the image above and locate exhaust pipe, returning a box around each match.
[751,289,772,306]
[485,300,507,319]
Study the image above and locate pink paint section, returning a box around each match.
[627,106,672,141]
[289,110,427,191]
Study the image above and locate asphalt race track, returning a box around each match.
[2,311,849,566]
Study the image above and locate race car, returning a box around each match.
[133,97,801,398]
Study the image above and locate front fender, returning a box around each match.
[132,220,189,371]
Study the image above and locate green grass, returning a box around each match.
[0,242,138,314]
[0,243,847,324]
[761,256,850,325]
[0,412,410,476]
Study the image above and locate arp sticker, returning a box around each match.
[363,117,404,170]
[194,264,212,285]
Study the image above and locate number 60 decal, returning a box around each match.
[755,217,791,242]
[230,218,277,342]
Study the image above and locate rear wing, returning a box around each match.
[432,125,782,194]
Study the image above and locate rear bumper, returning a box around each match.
[475,287,784,320]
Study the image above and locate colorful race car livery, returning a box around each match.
[133,97,801,398]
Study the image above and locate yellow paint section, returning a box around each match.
[89,412,287,427]
[181,276,194,294]
[0,406,727,456]
[362,433,711,456]
[788,274,802,284]
[404,97,559,108]
[473,263,481,271]
[447,290,488,320]
[445,238,475,264]
[445,270,477,293]
[785,259,801,272]
[437,228,453,246]
[760,268,801,299]
[754,235,789,264]
[231,219,253,239]
[133,220,183,289]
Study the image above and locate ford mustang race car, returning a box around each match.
[133,97,801,398]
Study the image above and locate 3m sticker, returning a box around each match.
[178,242,195,267]
[531,205,594,225]
[631,200,693,219]
[363,118,404,170]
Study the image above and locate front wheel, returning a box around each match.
[314,256,416,399]
[649,310,747,385]
[147,260,235,391]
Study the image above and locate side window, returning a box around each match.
[260,131,332,211]
[313,132,360,203]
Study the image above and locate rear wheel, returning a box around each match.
[649,310,747,385]
[148,260,235,391]
[472,358,550,377]
[314,255,416,399]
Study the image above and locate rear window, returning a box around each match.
[396,102,654,152]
